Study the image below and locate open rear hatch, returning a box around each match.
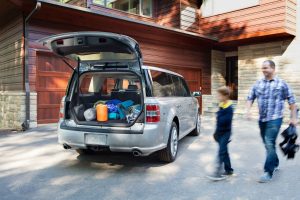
[39,32,145,127]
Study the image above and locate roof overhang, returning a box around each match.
[8,0,217,43]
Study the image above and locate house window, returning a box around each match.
[93,0,153,17]
[201,0,259,17]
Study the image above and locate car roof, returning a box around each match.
[142,66,183,78]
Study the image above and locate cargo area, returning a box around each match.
[67,71,144,126]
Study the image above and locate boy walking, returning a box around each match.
[208,86,234,181]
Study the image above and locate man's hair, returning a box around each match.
[263,60,276,69]
[217,86,230,97]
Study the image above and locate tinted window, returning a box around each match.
[180,78,191,97]
[150,70,174,97]
[170,75,191,97]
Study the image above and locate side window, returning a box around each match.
[170,75,191,97]
[150,70,174,97]
[180,78,191,97]
[170,75,183,96]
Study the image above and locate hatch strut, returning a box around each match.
[61,58,75,71]
[77,58,80,106]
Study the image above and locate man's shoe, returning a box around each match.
[207,173,227,181]
[222,170,234,176]
[274,166,280,173]
[258,172,272,183]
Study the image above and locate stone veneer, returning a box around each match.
[0,91,37,130]
[235,40,300,122]
[202,50,226,114]
[203,39,300,122]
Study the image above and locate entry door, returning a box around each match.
[226,56,238,100]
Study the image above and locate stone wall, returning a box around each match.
[0,92,37,130]
[236,40,300,121]
[202,50,226,114]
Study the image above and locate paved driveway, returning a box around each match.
[0,117,299,200]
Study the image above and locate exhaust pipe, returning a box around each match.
[132,149,142,157]
[63,143,71,149]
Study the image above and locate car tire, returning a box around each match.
[76,149,93,155]
[158,122,178,163]
[190,112,201,136]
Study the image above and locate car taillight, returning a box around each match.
[146,104,160,123]
[59,100,65,120]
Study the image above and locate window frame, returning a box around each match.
[149,69,175,97]
[201,0,260,17]
[92,0,153,17]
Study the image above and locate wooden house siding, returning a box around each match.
[155,0,181,28]
[285,0,297,35]
[27,7,211,122]
[197,0,297,42]
[27,17,211,93]
[180,0,200,32]
[0,14,24,91]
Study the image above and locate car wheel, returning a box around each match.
[190,112,201,136]
[76,149,93,155]
[158,122,178,162]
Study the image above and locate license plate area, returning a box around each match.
[85,134,107,145]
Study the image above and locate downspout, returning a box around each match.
[23,2,41,130]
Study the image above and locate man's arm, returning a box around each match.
[246,85,256,119]
[289,104,298,126]
[283,81,297,126]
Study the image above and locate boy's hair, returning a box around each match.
[217,86,231,97]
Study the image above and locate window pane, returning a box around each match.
[150,70,174,97]
[107,0,140,15]
[171,75,183,96]
[142,0,152,16]
[93,0,105,6]
[180,78,191,97]
[201,0,259,17]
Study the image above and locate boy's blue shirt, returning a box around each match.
[216,101,234,134]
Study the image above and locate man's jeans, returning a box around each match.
[259,118,283,175]
[216,131,233,173]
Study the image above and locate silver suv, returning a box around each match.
[40,32,201,162]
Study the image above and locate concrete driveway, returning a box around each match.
[0,117,299,200]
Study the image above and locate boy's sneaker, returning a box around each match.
[207,172,227,181]
[258,172,272,183]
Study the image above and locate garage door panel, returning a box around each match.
[37,75,70,90]
[37,52,72,124]
[38,91,66,105]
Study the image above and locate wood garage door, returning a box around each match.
[36,52,73,124]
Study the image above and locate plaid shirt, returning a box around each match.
[247,77,296,122]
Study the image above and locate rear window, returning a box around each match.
[68,52,135,61]
[79,72,141,95]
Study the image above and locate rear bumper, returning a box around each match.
[58,120,167,156]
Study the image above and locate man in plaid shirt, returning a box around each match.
[246,60,298,183]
